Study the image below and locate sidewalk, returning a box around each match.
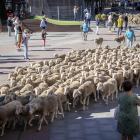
[0,22,140,140]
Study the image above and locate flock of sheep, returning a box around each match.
[0,44,140,137]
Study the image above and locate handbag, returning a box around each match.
[114,104,120,120]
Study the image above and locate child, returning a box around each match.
[22,29,30,60]
[42,30,46,48]
[113,21,116,32]
[82,19,88,41]
[96,16,100,35]
[14,22,18,48]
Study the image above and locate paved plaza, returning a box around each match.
[0,21,140,140]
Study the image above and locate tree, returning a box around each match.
[0,0,7,20]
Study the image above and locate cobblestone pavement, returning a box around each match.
[0,21,140,140]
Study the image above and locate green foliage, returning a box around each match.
[95,14,106,21]
[101,14,106,21]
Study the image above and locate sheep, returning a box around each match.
[94,37,103,48]
[41,74,60,86]
[73,81,96,111]
[29,94,64,131]
[26,78,42,88]
[97,79,118,105]
[0,100,22,136]
[113,35,125,45]
[54,54,66,60]
[112,73,124,91]
[15,97,42,131]
[123,70,133,82]
[133,68,140,88]
[20,84,33,94]
[0,94,6,102]
[0,87,10,95]
[0,83,10,89]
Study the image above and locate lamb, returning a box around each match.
[0,86,10,95]
[97,78,118,105]
[29,94,64,131]
[15,97,42,131]
[26,78,42,88]
[73,81,96,111]
[94,37,103,48]
[0,100,22,136]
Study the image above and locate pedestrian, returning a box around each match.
[40,18,46,30]
[73,6,79,21]
[22,29,30,60]
[82,19,88,41]
[95,7,98,15]
[85,10,91,27]
[125,26,136,47]
[96,16,99,35]
[124,13,128,30]
[12,15,17,26]
[117,15,124,36]
[42,29,46,49]
[117,81,140,140]
[7,17,12,36]
[107,13,113,32]
[15,17,19,24]
[84,7,88,18]
[14,22,18,48]
[43,15,49,34]
[17,21,23,51]
[113,21,116,32]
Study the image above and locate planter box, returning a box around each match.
[2,19,81,32]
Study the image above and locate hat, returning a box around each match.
[128,26,131,28]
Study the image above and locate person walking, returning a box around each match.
[7,17,12,36]
[124,13,128,30]
[96,16,99,35]
[42,29,46,49]
[22,29,30,60]
[117,81,140,140]
[40,18,46,30]
[17,21,23,51]
[43,15,49,34]
[73,6,79,21]
[125,26,136,47]
[15,17,19,24]
[117,15,124,36]
[107,13,113,32]
[85,10,91,27]
[14,22,18,48]
[82,19,88,41]
[84,8,88,19]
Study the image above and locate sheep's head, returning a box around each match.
[134,69,139,75]
[10,92,18,100]
[15,105,24,115]
[3,95,11,104]
[45,89,54,97]
[54,54,58,59]
[97,82,103,91]
[10,80,16,88]
[26,78,32,84]
[62,87,70,95]
[29,94,37,101]
[80,77,85,85]
[44,60,49,65]
[73,89,79,99]
[41,74,47,81]
[112,73,117,80]
[123,71,129,79]
[94,77,99,84]
[29,104,38,115]
[34,87,42,96]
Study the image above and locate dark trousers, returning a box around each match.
[124,22,127,30]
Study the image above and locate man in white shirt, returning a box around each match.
[85,10,91,27]
[74,6,79,21]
